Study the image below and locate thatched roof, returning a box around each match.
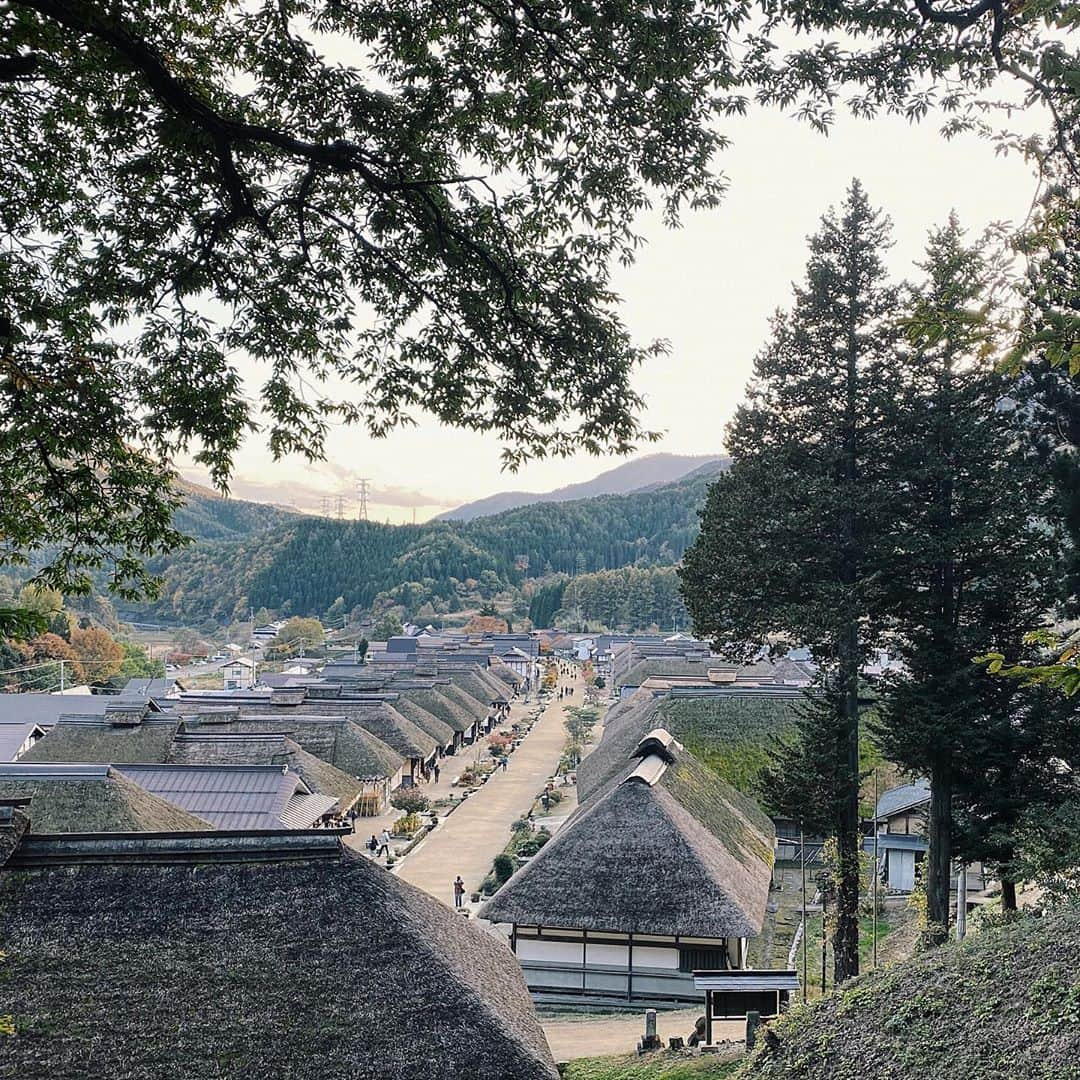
[488,658,524,689]
[438,682,490,723]
[169,731,364,813]
[177,714,404,782]
[450,669,509,706]
[334,700,437,761]
[481,735,774,939]
[577,688,802,802]
[398,687,478,734]
[386,695,455,749]
[20,715,180,765]
[0,764,212,832]
[0,830,558,1080]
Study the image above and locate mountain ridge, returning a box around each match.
[435,452,725,521]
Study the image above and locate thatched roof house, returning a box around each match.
[480,730,775,1007]
[175,713,405,810]
[0,817,559,1080]
[20,713,181,765]
[0,764,212,832]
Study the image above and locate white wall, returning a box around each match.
[515,937,583,965]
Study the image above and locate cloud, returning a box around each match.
[180,468,458,515]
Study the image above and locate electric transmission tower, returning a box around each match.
[334,494,345,520]
[357,478,371,521]
[320,495,331,517]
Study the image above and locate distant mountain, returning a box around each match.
[436,453,726,521]
[172,480,296,542]
[130,459,729,625]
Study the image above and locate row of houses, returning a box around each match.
[0,652,524,823]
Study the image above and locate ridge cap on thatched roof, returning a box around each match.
[632,728,681,763]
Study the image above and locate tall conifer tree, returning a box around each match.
[875,217,1062,927]
[680,182,900,982]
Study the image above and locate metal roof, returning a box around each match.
[115,764,316,830]
[694,970,800,992]
[876,779,930,820]
[0,694,155,729]
[0,763,111,779]
[0,723,46,763]
[863,833,928,853]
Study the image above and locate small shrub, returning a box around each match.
[511,817,532,833]
[393,811,421,836]
[391,790,431,814]
[493,852,516,884]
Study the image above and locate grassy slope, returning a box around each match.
[564,1053,739,1080]
[737,907,1080,1080]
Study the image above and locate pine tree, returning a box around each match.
[680,181,900,983]
[873,216,1059,929]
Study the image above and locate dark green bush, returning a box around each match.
[493,853,516,884]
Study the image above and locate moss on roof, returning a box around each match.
[19,720,179,764]
[0,772,211,832]
[578,692,801,803]
[389,696,455,748]
[738,908,1080,1080]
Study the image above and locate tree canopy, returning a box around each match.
[4,0,1080,612]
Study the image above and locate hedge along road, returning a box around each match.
[394,667,585,909]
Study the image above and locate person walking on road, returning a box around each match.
[377,828,392,858]
[453,875,466,909]
[433,761,441,783]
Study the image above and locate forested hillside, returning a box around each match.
[132,464,723,625]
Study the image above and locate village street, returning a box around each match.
[393,667,586,906]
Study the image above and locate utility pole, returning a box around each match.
[800,827,808,1003]
[873,768,879,969]
[357,478,371,521]
[956,861,968,941]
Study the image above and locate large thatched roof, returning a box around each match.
[0,828,558,1080]
[174,712,404,781]
[449,669,508,706]
[19,716,180,765]
[438,682,490,723]
[481,733,774,939]
[0,765,212,832]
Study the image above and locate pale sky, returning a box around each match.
[182,99,1044,523]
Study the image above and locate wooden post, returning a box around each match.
[627,932,634,1001]
[705,994,714,1047]
[582,928,588,992]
